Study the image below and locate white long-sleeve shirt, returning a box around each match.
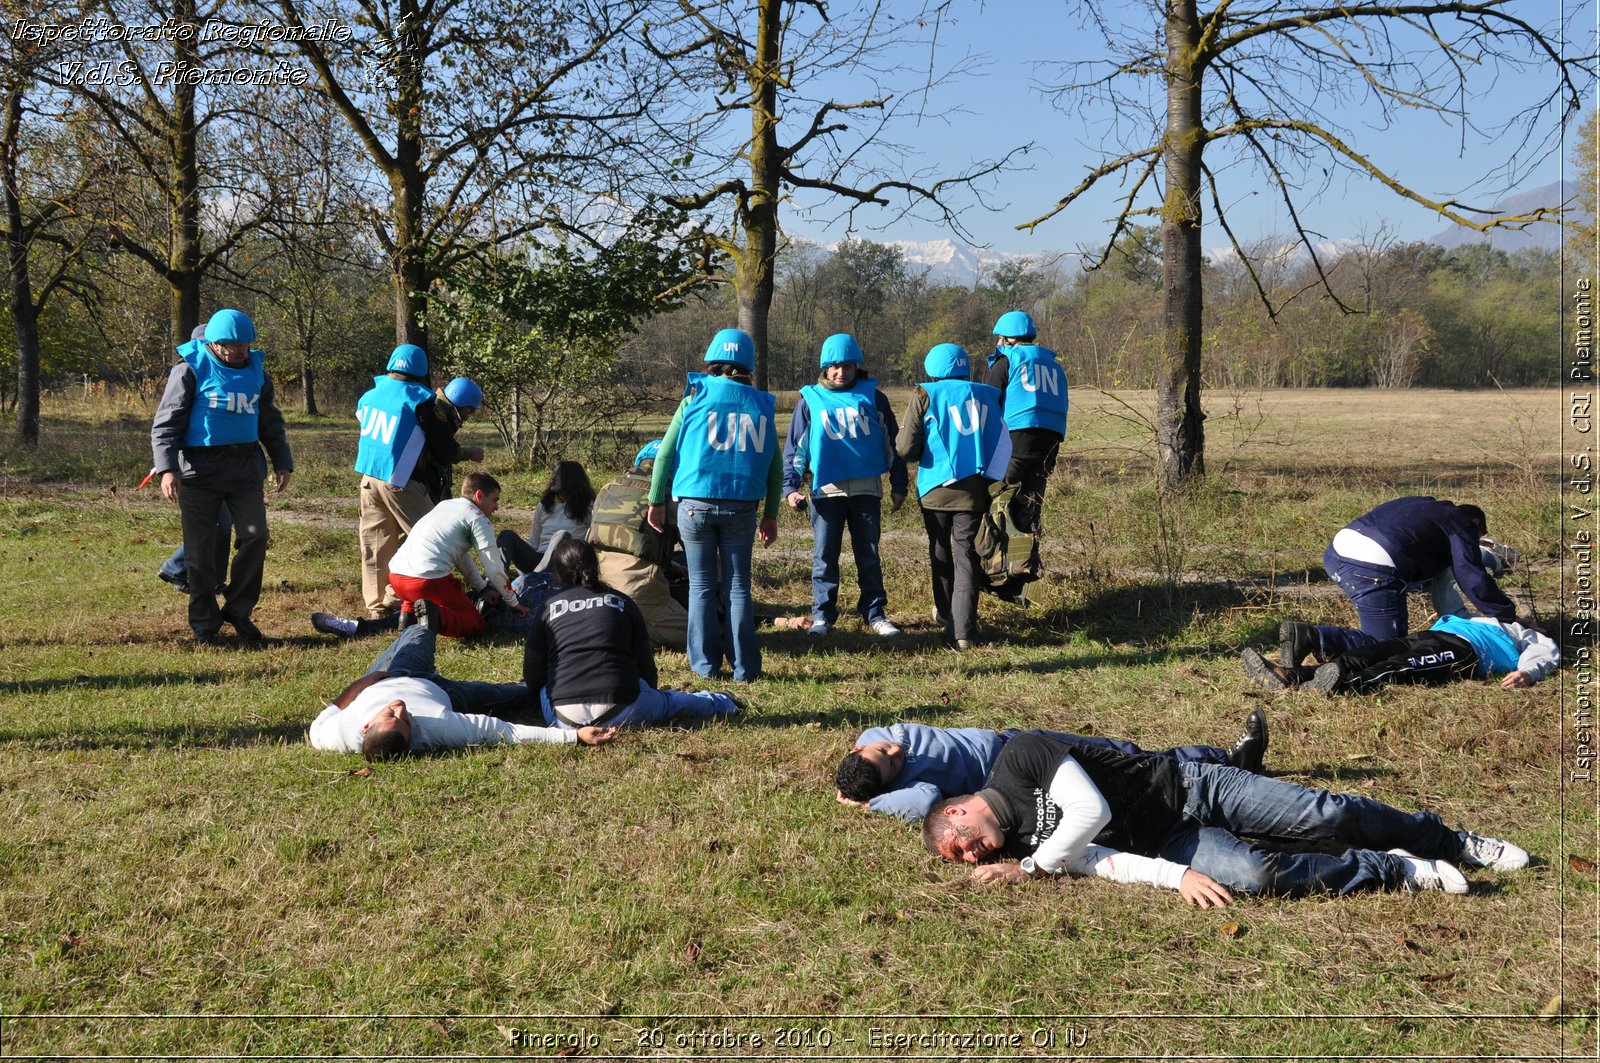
[389,497,513,598]
[308,676,576,752]
[1030,755,1189,892]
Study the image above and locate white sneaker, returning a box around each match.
[1389,849,1468,894]
[1457,831,1530,872]
[869,618,901,637]
[808,621,829,636]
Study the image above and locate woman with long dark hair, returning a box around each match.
[524,537,741,729]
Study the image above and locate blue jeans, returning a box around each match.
[678,498,760,681]
[809,494,888,626]
[366,627,530,720]
[1160,762,1462,896]
[1005,729,1229,766]
[1324,545,1461,639]
[539,679,739,729]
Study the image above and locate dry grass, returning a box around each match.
[0,387,1591,1058]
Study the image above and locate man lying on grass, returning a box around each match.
[310,626,617,761]
[835,712,1269,823]
[923,732,1527,904]
[1242,615,1558,695]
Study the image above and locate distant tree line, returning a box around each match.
[0,0,1585,471]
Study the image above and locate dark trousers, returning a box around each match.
[921,507,982,642]
[497,529,541,575]
[180,481,268,634]
[1004,430,1060,535]
[1330,630,1479,693]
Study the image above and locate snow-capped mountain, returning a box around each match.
[889,238,1075,285]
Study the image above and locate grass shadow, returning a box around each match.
[0,720,310,750]
[0,671,231,694]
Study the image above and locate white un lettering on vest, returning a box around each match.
[948,400,988,436]
[358,405,399,444]
[548,592,627,620]
[1019,364,1060,394]
[705,411,768,451]
[210,391,259,414]
[821,406,871,441]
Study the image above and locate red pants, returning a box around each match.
[388,573,486,638]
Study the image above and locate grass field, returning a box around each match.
[0,386,1593,1059]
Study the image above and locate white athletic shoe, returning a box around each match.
[1390,849,1469,894]
[808,621,829,636]
[1457,831,1530,872]
[869,618,902,637]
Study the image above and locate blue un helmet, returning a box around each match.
[993,310,1037,341]
[818,333,864,369]
[924,343,971,380]
[703,328,756,373]
[633,439,662,468]
[444,376,483,410]
[203,309,256,344]
[387,343,429,377]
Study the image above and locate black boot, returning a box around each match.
[1279,621,1321,667]
[1225,709,1269,773]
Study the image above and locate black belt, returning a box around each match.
[189,442,260,456]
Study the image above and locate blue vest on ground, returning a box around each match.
[1003,345,1068,434]
[800,380,889,490]
[179,341,264,447]
[671,376,778,501]
[916,379,1005,496]
[353,376,433,485]
[1431,615,1520,676]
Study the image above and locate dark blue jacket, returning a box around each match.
[1345,496,1514,620]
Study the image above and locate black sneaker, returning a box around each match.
[158,569,190,594]
[414,599,440,634]
[1225,708,1269,773]
[311,612,359,637]
[1279,621,1321,666]
[193,628,220,646]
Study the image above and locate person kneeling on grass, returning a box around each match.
[309,626,617,760]
[525,537,742,730]
[1242,614,1558,695]
[835,713,1269,824]
[924,732,1528,903]
[312,471,525,639]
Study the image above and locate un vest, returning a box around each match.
[800,380,889,490]
[670,376,777,501]
[1432,616,1520,676]
[354,376,433,486]
[179,341,264,447]
[589,470,666,563]
[1002,345,1068,434]
[915,379,1005,497]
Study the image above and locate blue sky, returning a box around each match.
[777,0,1592,257]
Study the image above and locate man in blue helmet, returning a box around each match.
[896,343,1010,650]
[782,333,909,637]
[984,310,1067,542]
[151,309,294,644]
[646,329,783,682]
[354,345,438,619]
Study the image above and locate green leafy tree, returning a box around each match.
[427,211,693,465]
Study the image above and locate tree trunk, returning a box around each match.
[167,0,202,349]
[2,92,40,446]
[301,353,318,415]
[390,0,430,348]
[1157,0,1205,489]
[737,0,782,392]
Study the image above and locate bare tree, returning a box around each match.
[645,0,1020,389]
[37,0,292,349]
[1022,0,1589,488]
[269,0,660,347]
[2,10,97,445]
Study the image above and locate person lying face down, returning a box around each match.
[833,713,1269,823]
